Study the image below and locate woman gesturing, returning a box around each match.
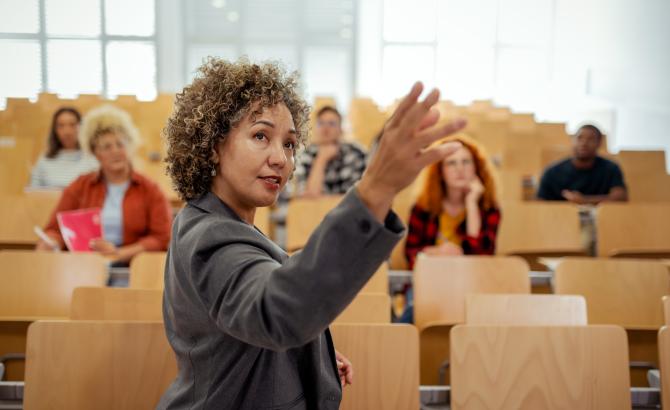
[159,58,464,410]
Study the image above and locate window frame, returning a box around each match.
[180,0,358,111]
[0,0,158,99]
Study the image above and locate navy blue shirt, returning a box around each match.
[537,156,626,200]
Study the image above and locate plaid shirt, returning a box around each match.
[405,203,501,269]
[294,142,367,195]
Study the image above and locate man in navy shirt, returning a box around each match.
[537,124,627,204]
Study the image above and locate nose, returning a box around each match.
[111,144,127,157]
[268,141,288,169]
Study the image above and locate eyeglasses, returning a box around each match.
[95,139,128,152]
[317,120,340,128]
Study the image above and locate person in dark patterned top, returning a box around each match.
[405,134,501,269]
[294,106,367,196]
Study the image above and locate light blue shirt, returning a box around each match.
[102,181,130,246]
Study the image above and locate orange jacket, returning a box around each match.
[44,170,172,251]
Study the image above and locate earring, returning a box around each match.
[211,168,217,176]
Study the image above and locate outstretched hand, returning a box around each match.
[357,82,466,222]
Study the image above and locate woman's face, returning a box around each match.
[315,110,342,144]
[441,146,477,190]
[213,103,298,209]
[93,131,130,175]
[55,111,80,149]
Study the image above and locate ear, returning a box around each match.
[211,144,220,165]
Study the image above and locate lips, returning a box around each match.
[259,175,282,190]
[260,175,282,184]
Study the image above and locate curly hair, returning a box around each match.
[164,57,310,201]
[416,134,499,215]
[79,104,140,153]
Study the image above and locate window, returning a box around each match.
[368,0,554,107]
[0,40,42,102]
[107,41,156,100]
[382,45,435,103]
[0,0,39,33]
[0,0,157,104]
[183,0,356,112]
[47,40,103,96]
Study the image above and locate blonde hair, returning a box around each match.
[79,104,140,153]
[416,134,499,216]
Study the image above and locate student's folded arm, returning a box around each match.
[463,209,499,254]
[580,190,626,205]
[303,159,327,197]
[607,186,628,202]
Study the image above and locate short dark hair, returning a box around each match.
[316,105,341,123]
[45,107,81,159]
[576,124,602,140]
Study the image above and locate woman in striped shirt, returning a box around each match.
[29,107,99,188]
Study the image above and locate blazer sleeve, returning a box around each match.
[184,188,404,352]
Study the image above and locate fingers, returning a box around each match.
[388,82,424,128]
[417,108,440,132]
[397,88,441,135]
[418,141,463,168]
[415,117,467,149]
[345,367,354,385]
[338,363,353,386]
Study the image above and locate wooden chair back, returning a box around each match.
[465,294,587,325]
[450,325,631,410]
[70,287,163,321]
[331,324,419,410]
[23,320,176,410]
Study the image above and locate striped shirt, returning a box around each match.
[29,150,99,189]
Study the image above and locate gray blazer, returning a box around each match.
[158,188,404,410]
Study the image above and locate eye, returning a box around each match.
[254,132,267,141]
[284,140,296,150]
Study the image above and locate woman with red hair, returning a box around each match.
[405,134,501,269]
[398,135,500,323]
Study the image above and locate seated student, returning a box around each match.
[294,106,367,196]
[398,135,499,324]
[29,107,99,188]
[35,105,172,263]
[537,124,627,204]
[405,135,501,269]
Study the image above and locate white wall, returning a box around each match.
[553,0,670,155]
[153,0,670,170]
[354,0,670,170]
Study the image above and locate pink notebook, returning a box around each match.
[56,208,103,252]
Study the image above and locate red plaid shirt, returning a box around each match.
[404,204,501,269]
